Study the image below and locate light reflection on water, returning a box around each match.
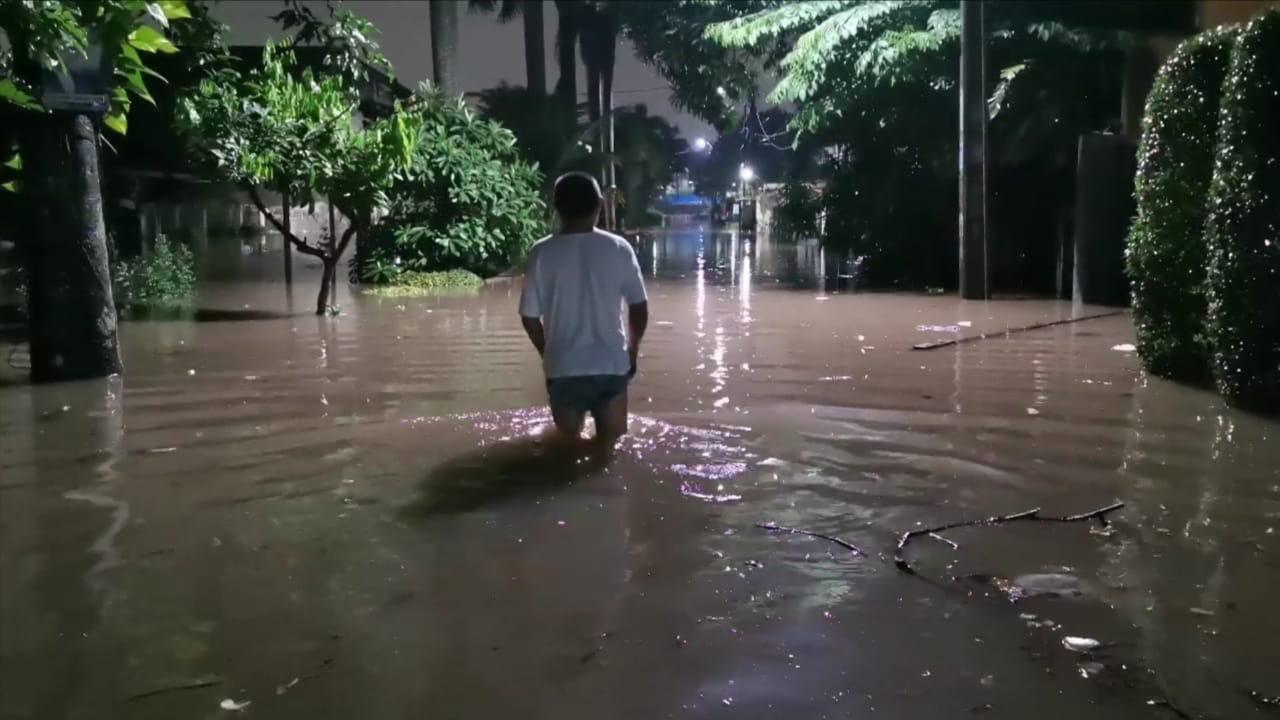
[0,222,1277,719]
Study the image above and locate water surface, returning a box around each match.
[1,224,1277,719]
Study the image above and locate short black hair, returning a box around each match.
[553,172,603,220]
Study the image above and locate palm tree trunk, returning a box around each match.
[430,0,460,96]
[602,43,617,230]
[554,0,579,111]
[959,0,988,299]
[523,0,546,96]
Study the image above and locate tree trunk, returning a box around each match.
[523,0,547,96]
[602,46,617,230]
[430,0,460,96]
[282,190,293,285]
[959,0,988,299]
[316,259,335,316]
[24,114,124,382]
[328,200,339,302]
[554,0,579,111]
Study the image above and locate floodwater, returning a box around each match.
[1,223,1277,719]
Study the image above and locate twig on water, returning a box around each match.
[894,502,1124,574]
[1146,698,1195,719]
[755,522,866,558]
[1246,688,1280,713]
[910,311,1125,351]
[125,675,224,702]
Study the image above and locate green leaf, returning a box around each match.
[159,0,192,20]
[129,25,178,54]
[145,2,169,28]
[1,181,19,193]
[0,79,43,111]
[4,153,21,171]
[119,69,156,105]
[105,109,129,134]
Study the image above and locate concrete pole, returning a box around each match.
[959,0,988,300]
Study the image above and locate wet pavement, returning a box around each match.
[1,223,1277,719]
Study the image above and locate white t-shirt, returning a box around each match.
[518,229,648,379]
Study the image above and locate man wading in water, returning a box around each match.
[520,173,649,441]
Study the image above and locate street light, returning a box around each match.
[692,137,709,153]
[738,164,755,182]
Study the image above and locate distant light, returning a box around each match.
[738,165,755,182]
[692,137,709,152]
[716,86,727,97]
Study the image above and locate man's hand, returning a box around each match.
[627,301,648,379]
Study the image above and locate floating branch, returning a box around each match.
[911,312,1126,351]
[755,522,866,558]
[894,502,1124,574]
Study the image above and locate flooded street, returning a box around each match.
[1,224,1277,719]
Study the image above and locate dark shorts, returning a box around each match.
[546,374,630,413]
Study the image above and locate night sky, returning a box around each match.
[214,0,713,141]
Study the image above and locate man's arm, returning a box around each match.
[521,315,546,358]
[627,301,648,376]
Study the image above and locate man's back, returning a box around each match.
[519,229,647,379]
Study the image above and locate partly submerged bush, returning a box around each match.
[113,234,196,307]
[1126,26,1238,383]
[354,90,547,283]
[1204,10,1280,411]
[773,180,821,239]
[363,269,483,297]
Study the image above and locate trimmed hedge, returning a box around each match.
[1204,10,1280,411]
[1126,26,1237,382]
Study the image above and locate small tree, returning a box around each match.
[1204,10,1280,411]
[1126,26,1238,383]
[181,43,417,315]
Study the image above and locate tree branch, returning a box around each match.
[246,185,326,259]
[755,522,866,558]
[334,222,358,261]
[893,502,1124,574]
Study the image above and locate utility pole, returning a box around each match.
[959,0,988,300]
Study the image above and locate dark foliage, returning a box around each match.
[1204,11,1280,411]
[1126,26,1237,382]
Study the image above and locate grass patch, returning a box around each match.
[363,269,484,297]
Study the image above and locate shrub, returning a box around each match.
[1204,10,1280,411]
[773,180,821,239]
[355,90,547,283]
[1126,26,1238,383]
[113,234,196,307]
[362,270,483,297]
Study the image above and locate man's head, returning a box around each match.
[553,172,603,226]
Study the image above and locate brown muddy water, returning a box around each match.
[1,224,1277,719]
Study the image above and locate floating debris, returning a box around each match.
[219,698,251,711]
[1189,607,1215,617]
[1111,343,1137,352]
[1062,636,1102,653]
[679,481,742,504]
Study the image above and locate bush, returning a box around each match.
[1204,10,1280,411]
[1126,26,1238,383]
[362,270,483,297]
[773,180,821,239]
[113,234,196,307]
[354,90,547,283]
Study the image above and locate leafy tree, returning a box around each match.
[1126,26,1237,383]
[1204,10,1280,412]
[477,83,582,191]
[181,43,418,314]
[270,0,391,89]
[357,88,547,282]
[611,104,681,226]
[470,0,546,96]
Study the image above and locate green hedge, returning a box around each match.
[362,270,483,297]
[1204,10,1280,411]
[1126,26,1237,382]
